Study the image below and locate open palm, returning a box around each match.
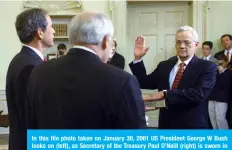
[134,35,149,60]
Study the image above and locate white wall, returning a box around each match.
[0,1,110,91]
[0,1,23,90]
[207,1,232,54]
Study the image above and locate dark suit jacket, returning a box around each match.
[215,50,232,67]
[6,46,43,150]
[26,48,146,129]
[129,55,217,129]
[107,52,125,69]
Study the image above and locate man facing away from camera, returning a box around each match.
[26,12,147,129]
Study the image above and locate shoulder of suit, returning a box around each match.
[115,52,124,58]
[11,52,39,66]
[215,50,225,56]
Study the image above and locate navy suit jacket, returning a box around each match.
[107,52,125,70]
[129,55,217,129]
[6,46,43,150]
[26,48,146,129]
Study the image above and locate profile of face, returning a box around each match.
[39,15,55,48]
[175,31,199,60]
[202,44,211,57]
[221,36,232,50]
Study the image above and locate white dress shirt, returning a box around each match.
[169,55,194,88]
[73,45,97,55]
[203,55,211,61]
[22,44,44,60]
[133,55,194,89]
[224,49,232,62]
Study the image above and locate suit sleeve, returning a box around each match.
[112,75,147,129]
[166,63,217,105]
[129,60,159,89]
[15,65,34,129]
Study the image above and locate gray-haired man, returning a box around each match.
[26,12,147,129]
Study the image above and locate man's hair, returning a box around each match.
[68,12,114,45]
[15,8,48,44]
[176,25,199,42]
[113,40,117,48]
[221,34,232,41]
[57,43,67,50]
[216,54,228,62]
[202,41,213,49]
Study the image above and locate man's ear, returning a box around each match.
[37,28,43,40]
[195,41,199,48]
[102,35,109,50]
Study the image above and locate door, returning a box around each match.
[128,2,190,74]
[127,2,190,128]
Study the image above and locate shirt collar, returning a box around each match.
[22,44,44,60]
[224,49,232,55]
[176,55,194,66]
[204,55,211,60]
[73,45,97,55]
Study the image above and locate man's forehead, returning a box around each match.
[176,31,194,40]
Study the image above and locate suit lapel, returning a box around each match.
[178,56,198,88]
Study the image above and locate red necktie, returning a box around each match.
[172,62,185,89]
[227,51,230,62]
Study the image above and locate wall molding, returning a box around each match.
[110,1,208,66]
[22,0,82,16]
[0,90,5,101]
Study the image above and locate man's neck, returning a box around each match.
[26,42,44,53]
[225,47,232,51]
[204,54,211,58]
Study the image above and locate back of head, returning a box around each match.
[68,12,114,45]
[15,8,48,44]
[68,12,114,63]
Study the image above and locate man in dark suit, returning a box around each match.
[215,34,232,67]
[26,12,146,129]
[107,40,125,69]
[5,8,55,150]
[129,26,217,129]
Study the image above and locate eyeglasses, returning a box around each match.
[175,40,195,45]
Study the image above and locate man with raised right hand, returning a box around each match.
[129,26,217,129]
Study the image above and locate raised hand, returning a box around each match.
[134,35,149,60]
